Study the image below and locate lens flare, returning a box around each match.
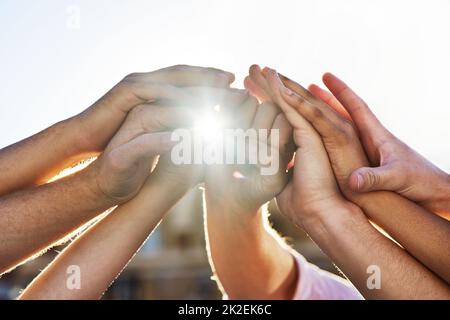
[194,105,223,142]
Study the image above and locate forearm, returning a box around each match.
[303,203,450,299]
[0,163,114,274]
[19,172,190,300]
[0,116,93,195]
[204,196,297,300]
[352,191,450,283]
[0,83,139,196]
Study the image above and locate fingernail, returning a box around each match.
[356,174,364,190]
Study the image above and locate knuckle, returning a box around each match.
[123,72,139,82]
[288,95,308,114]
[104,150,128,173]
[334,121,356,144]
[118,75,138,91]
[170,64,188,71]
[113,81,133,98]
[308,104,323,119]
[365,170,380,187]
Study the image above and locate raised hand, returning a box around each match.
[0,65,234,196]
[76,65,234,154]
[245,64,450,299]
[204,96,294,214]
[307,74,450,215]
[257,65,450,286]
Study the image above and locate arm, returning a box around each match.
[0,65,233,196]
[203,95,296,299]
[204,94,358,299]
[18,84,241,299]
[246,65,450,298]
[0,98,197,273]
[0,66,233,274]
[261,66,450,284]
[0,130,174,274]
[301,203,450,299]
[19,155,195,299]
[205,201,297,300]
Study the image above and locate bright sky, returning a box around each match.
[1,0,449,171]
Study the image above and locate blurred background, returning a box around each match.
[0,0,449,299]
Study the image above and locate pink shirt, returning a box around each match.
[291,250,363,300]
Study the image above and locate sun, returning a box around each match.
[194,105,223,143]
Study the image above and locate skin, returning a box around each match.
[0,111,174,274]
[307,75,450,217]
[0,66,234,274]
[0,65,234,196]
[19,89,249,299]
[252,65,450,285]
[246,65,450,299]
[19,154,197,300]
[204,95,300,299]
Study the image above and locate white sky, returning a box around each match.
[0,0,449,171]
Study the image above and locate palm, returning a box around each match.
[205,142,289,213]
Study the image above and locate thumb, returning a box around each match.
[349,165,399,192]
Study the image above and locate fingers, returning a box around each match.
[349,164,401,193]
[133,104,196,131]
[265,68,346,140]
[308,84,352,121]
[277,72,320,102]
[234,95,258,128]
[270,113,294,160]
[244,76,271,103]
[251,101,280,131]
[104,104,196,152]
[110,66,235,112]
[111,132,176,170]
[181,86,249,110]
[117,81,194,108]
[246,65,272,102]
[145,65,235,87]
[322,73,388,141]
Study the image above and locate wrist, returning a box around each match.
[205,190,262,226]
[300,201,367,241]
[77,162,121,209]
[70,86,132,156]
[206,191,260,217]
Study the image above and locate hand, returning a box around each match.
[74,65,234,154]
[244,65,358,227]
[258,66,450,284]
[204,95,294,214]
[90,100,200,203]
[307,74,450,214]
[151,86,254,189]
[256,67,372,203]
[100,84,253,196]
[246,65,450,298]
